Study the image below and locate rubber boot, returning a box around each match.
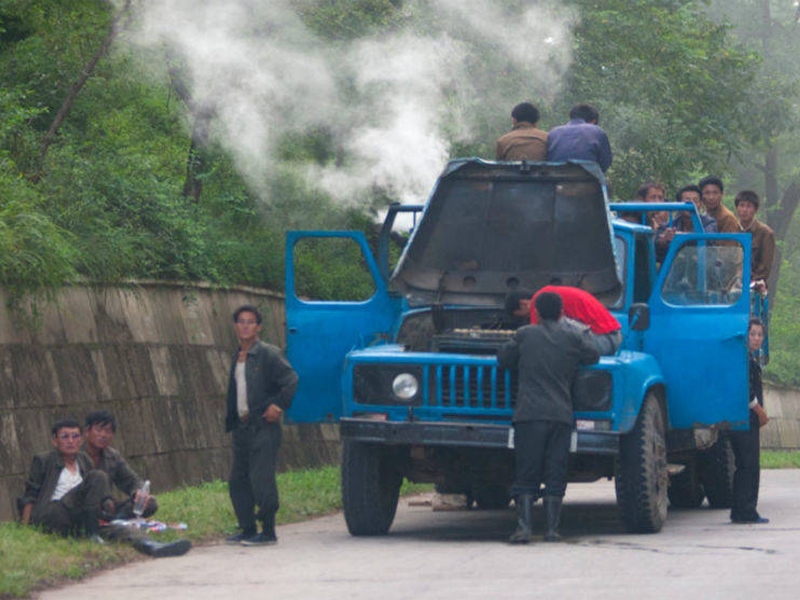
[508,494,534,544]
[132,537,192,558]
[543,496,562,542]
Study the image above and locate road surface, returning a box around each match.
[37,470,800,600]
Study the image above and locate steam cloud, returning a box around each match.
[131,0,575,206]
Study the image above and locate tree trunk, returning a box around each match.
[167,57,213,203]
[35,1,131,179]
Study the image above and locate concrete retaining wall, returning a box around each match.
[761,384,800,450]
[0,282,340,522]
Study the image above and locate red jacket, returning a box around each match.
[530,286,621,334]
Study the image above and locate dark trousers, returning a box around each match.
[32,470,111,536]
[229,419,282,533]
[729,412,761,521]
[511,420,571,499]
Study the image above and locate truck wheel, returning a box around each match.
[699,436,735,509]
[615,393,668,533]
[342,441,402,536]
[667,458,705,508]
[471,484,510,510]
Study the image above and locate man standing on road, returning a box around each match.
[547,103,613,172]
[83,410,157,519]
[495,102,548,161]
[225,305,299,546]
[20,419,113,541]
[700,176,739,234]
[498,293,600,544]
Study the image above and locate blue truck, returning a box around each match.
[285,159,766,535]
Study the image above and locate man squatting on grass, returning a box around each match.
[498,293,600,544]
[225,305,298,546]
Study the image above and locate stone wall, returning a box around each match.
[761,384,800,450]
[0,282,340,522]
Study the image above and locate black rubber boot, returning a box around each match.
[508,494,534,544]
[132,537,192,558]
[81,509,105,544]
[543,496,562,542]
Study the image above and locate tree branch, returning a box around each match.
[35,1,131,179]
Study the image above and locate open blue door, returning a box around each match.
[285,231,400,422]
[645,233,752,430]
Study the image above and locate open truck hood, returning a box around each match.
[391,159,621,307]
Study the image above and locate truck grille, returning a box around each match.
[430,364,517,410]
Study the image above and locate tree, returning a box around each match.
[560,0,760,200]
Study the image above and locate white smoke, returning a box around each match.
[130,0,575,206]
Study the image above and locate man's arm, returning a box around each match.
[576,328,601,366]
[755,228,776,282]
[497,332,522,370]
[20,454,46,525]
[110,451,142,497]
[597,130,612,172]
[261,347,299,422]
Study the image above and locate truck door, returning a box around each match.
[645,233,752,430]
[285,231,399,422]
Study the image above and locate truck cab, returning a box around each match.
[285,159,763,535]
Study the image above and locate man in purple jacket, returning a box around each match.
[547,103,613,172]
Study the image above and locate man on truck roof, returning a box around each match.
[495,102,548,161]
[547,103,612,172]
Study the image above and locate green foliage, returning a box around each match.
[563,0,759,199]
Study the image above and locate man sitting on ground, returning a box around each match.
[84,410,158,519]
[495,102,548,161]
[20,419,113,541]
[83,409,191,558]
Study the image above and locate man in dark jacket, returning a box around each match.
[83,410,157,519]
[498,293,599,543]
[225,305,299,546]
[20,419,113,539]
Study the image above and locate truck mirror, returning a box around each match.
[629,303,650,331]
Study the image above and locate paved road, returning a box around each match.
[38,470,800,600]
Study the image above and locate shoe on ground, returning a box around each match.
[731,514,769,524]
[226,531,255,544]
[241,531,277,546]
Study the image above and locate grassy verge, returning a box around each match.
[760,450,800,469]
[0,466,431,599]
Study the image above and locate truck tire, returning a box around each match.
[342,441,402,536]
[667,458,705,508]
[699,436,735,509]
[615,393,668,533]
[471,484,510,510]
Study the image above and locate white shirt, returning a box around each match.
[235,361,249,418]
[52,464,82,500]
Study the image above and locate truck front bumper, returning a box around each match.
[340,417,620,455]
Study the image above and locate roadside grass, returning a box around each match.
[760,450,800,469]
[0,466,431,599]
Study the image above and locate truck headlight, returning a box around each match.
[392,373,419,400]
